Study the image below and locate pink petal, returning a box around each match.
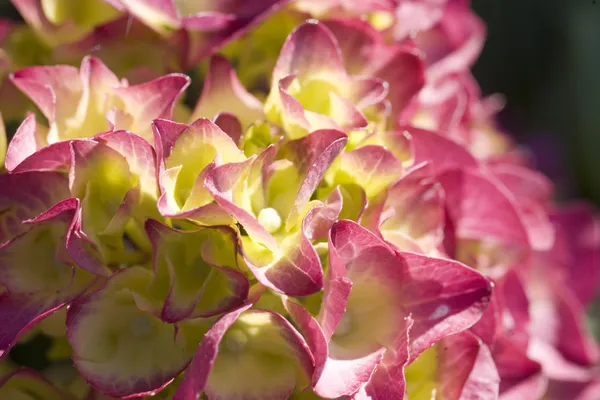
[10,64,81,122]
[549,203,600,306]
[304,186,343,241]
[240,214,324,296]
[0,292,69,358]
[214,112,243,144]
[315,349,386,399]
[368,44,426,119]
[281,129,347,228]
[392,0,448,40]
[0,199,96,356]
[0,171,69,243]
[283,298,328,385]
[438,331,500,400]
[407,126,478,173]
[112,73,190,139]
[396,251,492,360]
[488,163,554,205]
[415,2,486,84]
[438,168,530,248]
[4,113,39,171]
[322,18,380,75]
[499,373,547,400]
[94,130,158,198]
[205,155,278,249]
[329,220,492,362]
[374,164,445,252]
[272,20,346,85]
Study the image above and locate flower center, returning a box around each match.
[257,207,282,234]
[130,315,154,338]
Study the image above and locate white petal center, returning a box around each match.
[257,207,282,234]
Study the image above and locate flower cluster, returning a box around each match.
[0,1,598,399]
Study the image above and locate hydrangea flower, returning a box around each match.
[0,1,598,399]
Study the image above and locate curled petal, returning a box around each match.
[324,18,426,118]
[364,164,445,253]
[5,115,78,173]
[145,219,248,322]
[279,129,348,229]
[214,112,243,144]
[240,213,324,296]
[0,171,69,243]
[0,199,96,357]
[111,73,190,139]
[4,113,38,171]
[304,187,343,241]
[205,155,278,249]
[153,117,245,222]
[94,130,159,216]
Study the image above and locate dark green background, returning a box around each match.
[472,0,600,207]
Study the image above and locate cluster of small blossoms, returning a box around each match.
[0,0,598,399]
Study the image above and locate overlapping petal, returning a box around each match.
[174,305,314,400]
[265,21,388,139]
[108,0,288,67]
[0,197,96,357]
[66,269,197,398]
[361,163,444,253]
[152,117,245,225]
[205,129,347,296]
[323,18,426,122]
[145,219,248,322]
[0,1,598,399]
[68,135,157,264]
[301,220,491,398]
[12,0,121,45]
[10,56,189,143]
[405,331,499,400]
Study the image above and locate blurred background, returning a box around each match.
[472,0,600,208]
[473,0,600,338]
